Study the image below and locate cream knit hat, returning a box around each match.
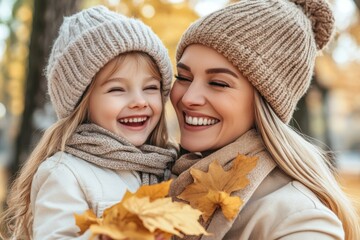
[46,6,173,119]
[176,0,335,123]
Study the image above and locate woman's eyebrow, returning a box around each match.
[177,62,191,71]
[205,68,239,78]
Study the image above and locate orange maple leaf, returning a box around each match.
[122,179,171,202]
[123,195,208,237]
[178,154,258,222]
[74,209,100,235]
[75,180,208,239]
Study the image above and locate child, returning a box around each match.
[169,0,360,239]
[1,6,177,239]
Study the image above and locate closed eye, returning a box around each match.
[144,85,160,90]
[108,87,124,92]
[175,74,191,82]
[209,81,229,88]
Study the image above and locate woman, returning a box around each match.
[169,0,360,239]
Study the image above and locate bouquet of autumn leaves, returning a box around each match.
[74,180,208,240]
[75,154,258,239]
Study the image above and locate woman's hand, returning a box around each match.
[99,235,112,240]
[155,233,166,240]
[99,233,166,240]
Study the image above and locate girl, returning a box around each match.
[1,6,176,239]
[169,0,360,239]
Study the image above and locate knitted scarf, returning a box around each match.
[169,129,276,239]
[65,123,177,185]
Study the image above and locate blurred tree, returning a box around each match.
[354,0,360,10]
[291,92,310,134]
[291,76,333,155]
[11,0,81,177]
[0,0,33,170]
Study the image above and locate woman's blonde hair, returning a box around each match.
[254,91,360,240]
[0,51,173,239]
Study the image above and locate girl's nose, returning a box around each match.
[181,81,206,107]
[128,92,148,109]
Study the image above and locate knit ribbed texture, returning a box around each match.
[46,6,173,119]
[65,124,177,185]
[169,129,276,239]
[176,0,335,123]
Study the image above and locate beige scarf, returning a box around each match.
[65,123,177,185]
[169,129,276,239]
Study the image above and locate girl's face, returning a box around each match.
[88,55,162,146]
[171,44,255,153]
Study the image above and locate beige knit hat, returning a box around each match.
[176,0,335,123]
[46,6,173,119]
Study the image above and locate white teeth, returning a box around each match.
[119,117,147,123]
[185,115,218,126]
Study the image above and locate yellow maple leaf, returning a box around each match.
[178,154,258,222]
[122,180,171,202]
[102,200,139,226]
[123,195,209,237]
[74,209,100,234]
[206,190,243,221]
[75,180,208,239]
[90,223,153,240]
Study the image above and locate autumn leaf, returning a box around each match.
[74,209,100,234]
[75,180,208,239]
[123,195,209,237]
[178,154,258,222]
[102,200,140,226]
[206,190,243,221]
[90,223,153,240]
[122,180,172,202]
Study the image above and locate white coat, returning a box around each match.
[30,151,141,239]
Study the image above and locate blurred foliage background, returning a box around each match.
[0,0,360,217]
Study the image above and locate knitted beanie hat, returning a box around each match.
[46,6,173,119]
[176,0,335,123]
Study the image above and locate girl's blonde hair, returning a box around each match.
[254,91,360,240]
[0,51,173,240]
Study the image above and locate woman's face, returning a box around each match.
[170,44,255,153]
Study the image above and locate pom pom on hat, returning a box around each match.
[289,0,335,50]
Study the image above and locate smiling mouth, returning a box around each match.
[118,117,148,127]
[184,114,219,126]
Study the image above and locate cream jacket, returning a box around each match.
[223,168,344,240]
[171,130,344,240]
[30,151,141,239]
